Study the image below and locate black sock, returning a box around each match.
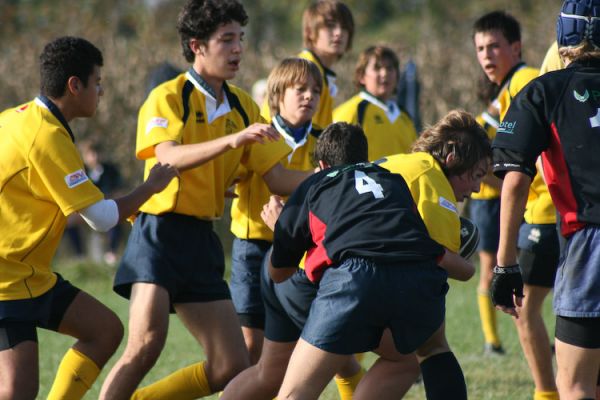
[420,351,467,400]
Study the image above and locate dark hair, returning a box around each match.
[412,110,491,177]
[39,36,103,98]
[313,122,368,166]
[353,45,400,90]
[472,10,521,44]
[303,1,354,52]
[267,57,323,115]
[177,0,248,63]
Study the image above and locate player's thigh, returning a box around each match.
[279,338,350,399]
[126,283,171,350]
[175,299,248,363]
[256,338,296,383]
[415,322,450,362]
[555,337,600,394]
[57,290,122,343]
[0,339,39,398]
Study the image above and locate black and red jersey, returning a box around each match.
[271,162,444,282]
[493,58,600,236]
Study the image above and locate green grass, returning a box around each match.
[38,259,555,399]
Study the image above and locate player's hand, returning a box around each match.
[230,123,280,148]
[490,265,524,318]
[145,162,179,193]
[261,195,285,231]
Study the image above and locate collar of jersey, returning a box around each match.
[568,57,600,69]
[186,68,232,123]
[35,96,75,142]
[302,49,336,79]
[301,49,338,97]
[359,90,401,123]
[273,114,313,162]
[497,61,526,92]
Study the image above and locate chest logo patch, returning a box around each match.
[439,196,458,214]
[574,89,589,103]
[590,108,600,128]
[65,169,89,188]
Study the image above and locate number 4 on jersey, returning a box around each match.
[354,170,384,198]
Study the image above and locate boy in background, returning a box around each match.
[473,11,559,399]
[261,0,354,128]
[334,45,418,160]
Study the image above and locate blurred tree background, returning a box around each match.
[0,0,559,185]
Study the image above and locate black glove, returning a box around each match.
[490,265,524,308]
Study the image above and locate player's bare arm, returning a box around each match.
[154,123,279,171]
[495,170,531,316]
[262,163,312,196]
[113,162,178,221]
[439,249,475,281]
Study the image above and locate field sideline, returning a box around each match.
[37,259,555,399]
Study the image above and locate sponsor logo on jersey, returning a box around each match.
[374,115,384,124]
[196,111,205,123]
[439,196,458,213]
[574,89,590,103]
[65,169,89,188]
[145,117,169,134]
[16,104,29,113]
[225,119,238,134]
[497,120,517,134]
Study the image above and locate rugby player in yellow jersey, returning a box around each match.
[334,45,418,160]
[474,11,560,400]
[99,2,311,400]
[261,0,354,128]
[230,57,323,364]
[0,37,177,400]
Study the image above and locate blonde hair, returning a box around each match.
[267,58,323,116]
[302,0,354,53]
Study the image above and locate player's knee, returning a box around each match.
[257,359,287,391]
[101,314,124,352]
[123,331,167,372]
[208,357,251,391]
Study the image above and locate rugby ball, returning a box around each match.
[459,216,480,259]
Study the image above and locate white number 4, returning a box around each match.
[354,170,384,199]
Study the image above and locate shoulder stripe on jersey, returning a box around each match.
[357,99,370,126]
[181,80,194,124]
[224,85,250,128]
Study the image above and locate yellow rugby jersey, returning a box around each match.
[379,152,460,252]
[260,49,334,128]
[231,117,321,241]
[497,64,557,224]
[539,41,564,75]
[0,97,103,300]
[137,69,289,219]
[333,91,418,161]
[472,112,500,200]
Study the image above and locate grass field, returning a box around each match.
[37,256,556,399]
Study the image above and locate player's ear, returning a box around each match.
[189,38,205,56]
[66,76,81,95]
[445,152,456,168]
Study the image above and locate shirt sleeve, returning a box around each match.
[30,127,103,216]
[493,80,549,179]
[271,177,316,268]
[136,90,185,160]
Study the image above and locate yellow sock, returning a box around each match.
[47,348,100,400]
[534,390,559,400]
[334,368,365,400]
[132,361,211,400]
[478,291,501,346]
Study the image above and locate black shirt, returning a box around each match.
[271,162,444,282]
[493,58,600,236]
